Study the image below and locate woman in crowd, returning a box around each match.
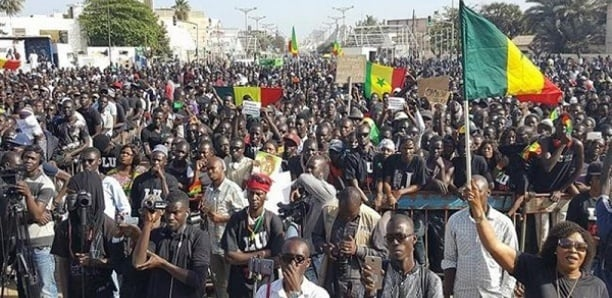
[465,176,609,297]
[108,144,147,197]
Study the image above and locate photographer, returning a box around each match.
[9,145,58,297]
[51,171,125,298]
[221,173,285,298]
[132,191,210,298]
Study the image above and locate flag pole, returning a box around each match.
[460,0,472,186]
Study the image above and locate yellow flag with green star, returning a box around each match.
[364,61,407,99]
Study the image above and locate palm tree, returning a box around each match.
[0,0,24,16]
[523,0,605,53]
[173,0,190,21]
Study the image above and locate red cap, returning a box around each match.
[246,173,273,193]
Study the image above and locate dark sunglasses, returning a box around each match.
[385,233,414,243]
[280,253,307,265]
[558,238,588,252]
[81,158,96,164]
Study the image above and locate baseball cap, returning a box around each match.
[152,144,168,157]
[378,139,396,152]
[328,139,345,153]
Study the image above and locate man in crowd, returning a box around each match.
[362,214,443,297]
[313,186,383,297]
[225,138,254,188]
[133,191,210,298]
[442,175,518,298]
[201,156,247,298]
[256,237,329,298]
[221,173,285,298]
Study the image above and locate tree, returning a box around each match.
[173,0,190,21]
[79,0,171,57]
[480,2,525,38]
[0,0,24,16]
[356,15,379,27]
[523,0,606,53]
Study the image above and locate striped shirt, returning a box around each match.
[441,207,518,298]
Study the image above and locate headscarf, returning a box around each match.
[66,171,106,254]
[246,173,273,193]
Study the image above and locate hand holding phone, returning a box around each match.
[364,256,383,290]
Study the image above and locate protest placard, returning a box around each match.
[417,76,450,97]
[242,100,261,118]
[335,55,366,84]
[387,97,405,110]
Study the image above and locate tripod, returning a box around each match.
[0,201,39,298]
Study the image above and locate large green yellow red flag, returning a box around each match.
[288,26,298,57]
[364,62,406,98]
[460,1,561,105]
[213,86,283,107]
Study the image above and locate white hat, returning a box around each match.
[378,139,396,152]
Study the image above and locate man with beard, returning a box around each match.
[221,173,284,298]
[166,140,195,191]
[133,192,210,298]
[141,108,172,157]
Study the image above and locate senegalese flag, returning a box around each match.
[364,62,407,99]
[362,117,380,145]
[213,86,283,107]
[522,141,542,160]
[288,26,298,57]
[0,59,20,70]
[332,41,342,56]
[460,1,561,105]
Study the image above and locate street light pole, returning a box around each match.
[332,6,353,43]
[107,0,112,66]
[235,7,257,33]
[249,15,265,56]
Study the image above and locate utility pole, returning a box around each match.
[107,0,112,67]
[249,15,266,57]
[235,7,257,34]
[328,16,343,41]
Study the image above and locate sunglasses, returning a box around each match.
[280,253,307,265]
[558,238,588,252]
[385,233,414,243]
[81,158,97,164]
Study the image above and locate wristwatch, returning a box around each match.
[287,291,303,298]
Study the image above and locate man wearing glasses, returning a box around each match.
[256,237,329,298]
[362,214,443,298]
[224,138,254,189]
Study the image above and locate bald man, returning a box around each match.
[442,175,518,298]
[256,237,329,298]
[200,156,246,298]
[312,186,383,297]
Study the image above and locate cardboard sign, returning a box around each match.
[423,88,451,104]
[242,100,261,118]
[417,76,450,97]
[387,97,405,110]
[335,55,367,84]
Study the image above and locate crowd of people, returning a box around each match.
[0,53,611,298]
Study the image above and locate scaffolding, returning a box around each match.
[343,23,421,58]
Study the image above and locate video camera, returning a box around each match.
[141,196,168,212]
[65,191,93,211]
[1,166,26,205]
[277,200,309,224]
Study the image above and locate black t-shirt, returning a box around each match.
[78,107,103,136]
[512,253,608,297]
[372,153,387,182]
[99,145,122,175]
[342,151,368,187]
[451,155,492,188]
[530,137,580,193]
[51,215,123,298]
[221,209,284,298]
[129,171,180,217]
[566,192,598,230]
[286,155,304,180]
[146,224,210,298]
[141,125,172,150]
[383,154,428,190]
